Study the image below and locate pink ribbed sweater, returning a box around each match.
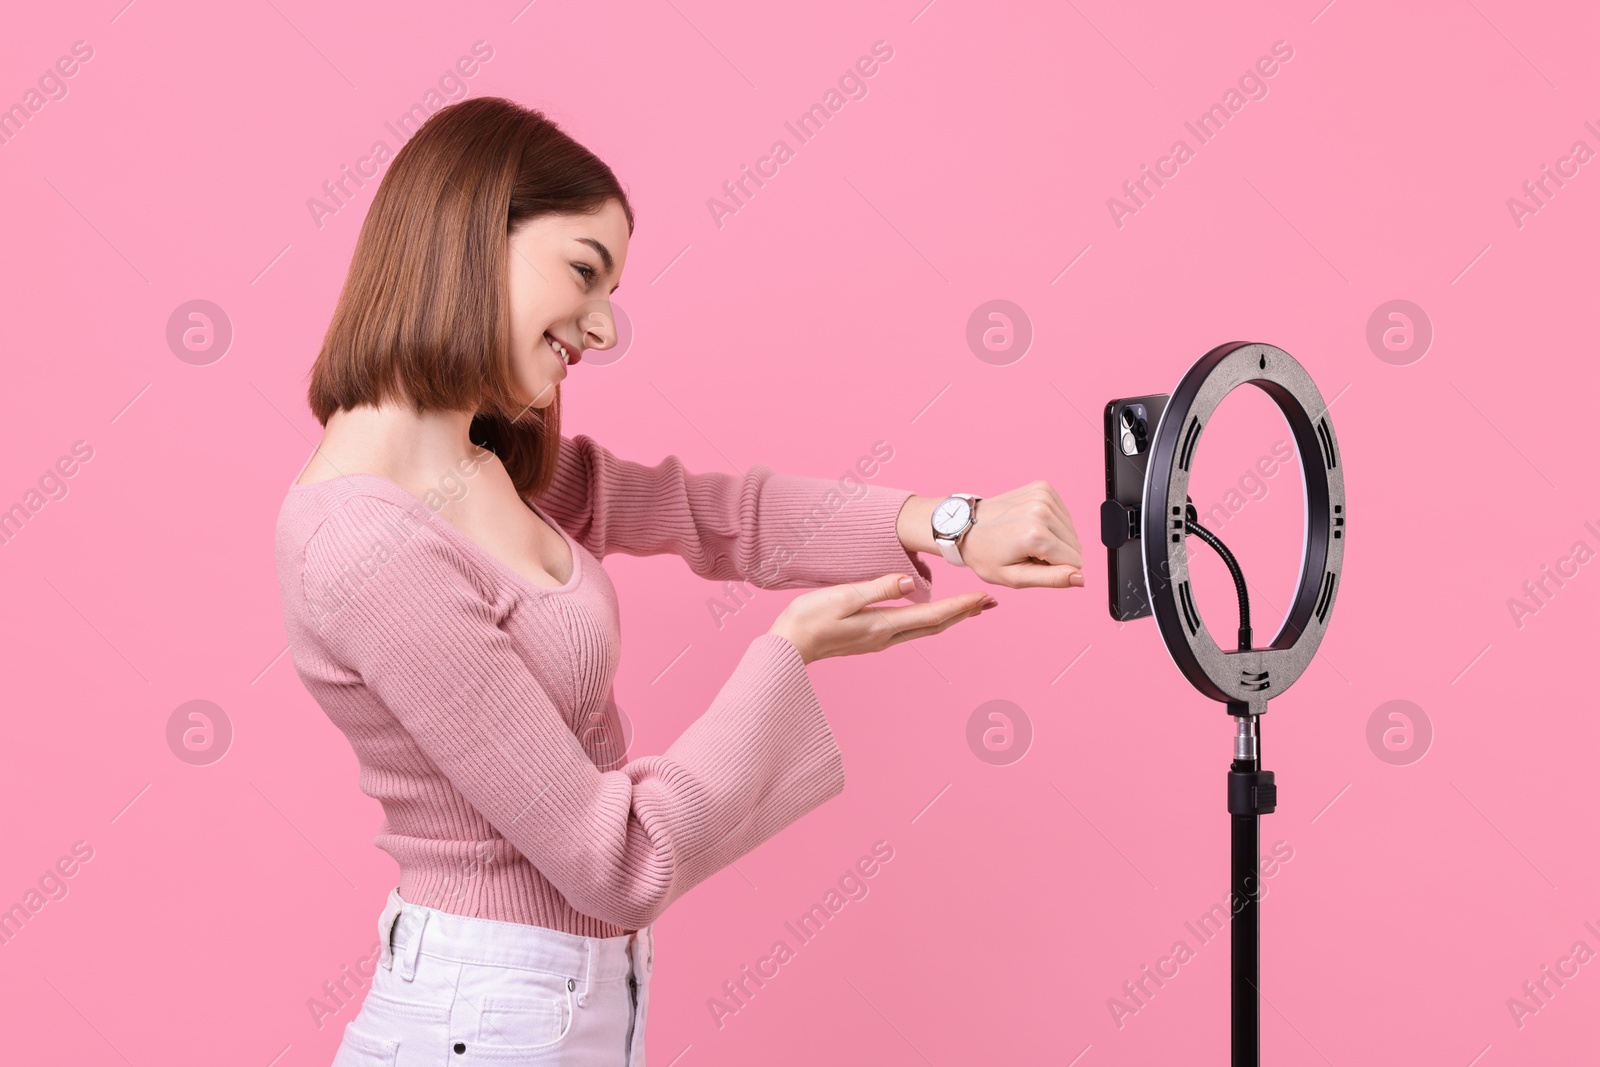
[274,432,933,937]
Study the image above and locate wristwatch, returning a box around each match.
[931,493,981,567]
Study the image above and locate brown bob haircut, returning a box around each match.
[306,96,634,499]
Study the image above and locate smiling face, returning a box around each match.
[505,198,630,412]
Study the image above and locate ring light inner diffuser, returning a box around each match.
[1139,342,1345,714]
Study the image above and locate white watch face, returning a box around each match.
[933,497,971,536]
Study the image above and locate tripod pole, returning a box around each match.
[1228,710,1275,1067]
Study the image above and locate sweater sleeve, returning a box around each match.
[301,495,846,931]
[530,433,934,603]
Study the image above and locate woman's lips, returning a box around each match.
[545,332,580,365]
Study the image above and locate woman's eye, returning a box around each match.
[574,263,597,283]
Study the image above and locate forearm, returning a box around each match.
[895,494,941,556]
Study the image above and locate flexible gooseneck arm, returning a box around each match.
[1185,504,1252,652]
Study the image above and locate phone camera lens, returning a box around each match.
[1118,405,1151,456]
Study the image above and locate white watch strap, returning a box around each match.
[934,494,977,567]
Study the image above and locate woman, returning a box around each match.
[274,96,1084,1066]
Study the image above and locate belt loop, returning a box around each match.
[398,909,429,982]
[378,891,404,971]
[577,936,594,1008]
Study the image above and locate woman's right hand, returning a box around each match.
[768,574,996,664]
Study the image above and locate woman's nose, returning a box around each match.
[580,305,615,350]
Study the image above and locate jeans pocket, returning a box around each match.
[460,967,576,1052]
[331,1020,400,1067]
[362,987,454,1030]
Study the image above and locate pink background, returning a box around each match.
[2,0,1597,1063]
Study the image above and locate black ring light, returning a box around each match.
[1101,340,1344,1067]
[1141,340,1345,714]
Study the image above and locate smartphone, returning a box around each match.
[1102,394,1170,621]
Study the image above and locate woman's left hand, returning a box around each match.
[959,482,1084,589]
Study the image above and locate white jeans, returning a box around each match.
[332,888,653,1066]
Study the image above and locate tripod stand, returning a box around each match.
[1229,709,1274,1064]
[1100,341,1343,1067]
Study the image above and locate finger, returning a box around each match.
[1019,498,1082,568]
[1059,505,1080,541]
[1041,496,1082,548]
[996,559,1084,589]
[861,593,989,635]
[1027,513,1083,569]
[1041,491,1083,552]
[1042,520,1083,568]
[868,593,988,629]
[1030,482,1075,534]
[839,572,919,612]
[1043,483,1076,532]
[883,601,988,646]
